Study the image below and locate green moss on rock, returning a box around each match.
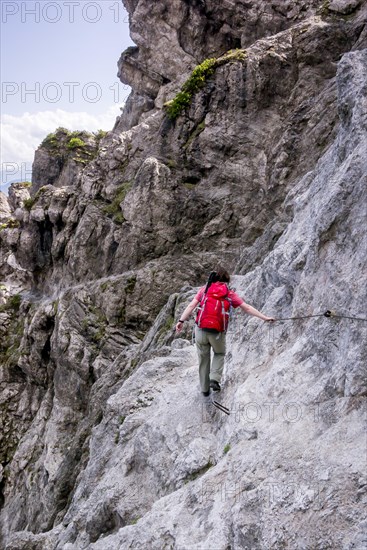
[125,275,137,295]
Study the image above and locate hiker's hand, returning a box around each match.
[175,321,184,333]
[264,316,275,322]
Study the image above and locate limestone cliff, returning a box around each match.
[0,1,366,548]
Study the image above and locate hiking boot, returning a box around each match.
[210,380,221,392]
[202,390,210,397]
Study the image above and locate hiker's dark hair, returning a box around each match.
[214,267,230,283]
[204,267,230,293]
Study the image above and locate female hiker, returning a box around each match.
[175,268,275,396]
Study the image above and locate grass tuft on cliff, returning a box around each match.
[0,219,20,231]
[102,182,132,224]
[23,186,48,211]
[164,49,246,120]
[40,127,103,164]
[0,294,21,313]
[67,137,87,150]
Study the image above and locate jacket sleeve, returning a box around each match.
[229,290,245,308]
[195,286,205,302]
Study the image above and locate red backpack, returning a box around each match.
[196,282,232,332]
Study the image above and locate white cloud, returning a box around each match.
[0,105,122,189]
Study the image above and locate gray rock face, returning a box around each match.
[118,0,324,93]
[0,193,12,223]
[0,1,366,549]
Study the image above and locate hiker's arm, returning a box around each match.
[175,298,199,333]
[239,302,275,322]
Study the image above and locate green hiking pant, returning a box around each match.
[195,326,226,392]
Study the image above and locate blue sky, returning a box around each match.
[1,0,134,192]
